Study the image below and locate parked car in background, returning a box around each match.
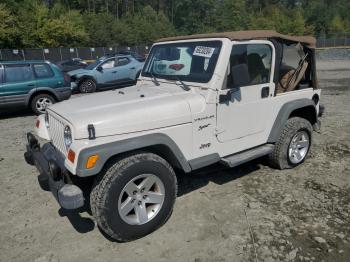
[0,61,71,114]
[68,55,144,93]
[55,58,87,73]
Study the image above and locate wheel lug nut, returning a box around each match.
[143,195,147,199]
[131,199,135,203]
[140,188,145,193]
[133,191,137,195]
[138,201,142,205]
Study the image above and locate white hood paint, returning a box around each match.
[49,83,204,139]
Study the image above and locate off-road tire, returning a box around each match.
[79,79,97,93]
[30,93,55,115]
[90,152,177,242]
[268,117,312,169]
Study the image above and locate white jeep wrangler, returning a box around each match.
[25,30,323,241]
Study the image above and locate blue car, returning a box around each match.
[68,55,144,93]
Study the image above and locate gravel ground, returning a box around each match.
[0,50,349,262]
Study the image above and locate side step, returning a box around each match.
[220,144,274,168]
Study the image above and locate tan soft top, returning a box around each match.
[157,30,316,49]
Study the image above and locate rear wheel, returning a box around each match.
[79,79,96,93]
[90,152,177,241]
[268,117,312,169]
[30,93,55,114]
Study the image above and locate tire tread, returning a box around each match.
[90,152,177,242]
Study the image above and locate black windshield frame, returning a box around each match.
[142,40,223,83]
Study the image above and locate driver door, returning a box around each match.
[216,41,275,150]
[96,58,118,85]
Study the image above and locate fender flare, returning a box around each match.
[25,87,59,106]
[75,133,191,177]
[76,75,97,84]
[267,98,317,143]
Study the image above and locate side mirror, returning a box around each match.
[231,64,250,88]
[219,90,233,103]
[96,66,103,72]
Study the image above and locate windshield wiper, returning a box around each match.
[174,76,190,91]
[150,72,160,86]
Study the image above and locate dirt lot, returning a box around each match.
[1,51,349,262]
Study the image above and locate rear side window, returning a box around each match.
[4,64,33,83]
[33,63,54,78]
[117,57,130,67]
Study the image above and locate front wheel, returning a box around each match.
[90,152,177,241]
[268,117,312,169]
[79,79,96,93]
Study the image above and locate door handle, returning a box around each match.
[112,71,117,73]
[129,67,136,70]
[27,84,35,87]
[261,86,269,98]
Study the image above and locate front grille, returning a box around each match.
[48,114,67,156]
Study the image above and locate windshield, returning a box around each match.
[85,59,102,70]
[142,41,222,83]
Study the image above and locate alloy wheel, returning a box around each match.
[118,174,165,225]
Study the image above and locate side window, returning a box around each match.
[228,44,272,88]
[282,45,300,69]
[116,57,130,67]
[4,64,33,83]
[33,64,54,78]
[101,59,115,69]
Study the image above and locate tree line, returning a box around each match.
[0,0,349,48]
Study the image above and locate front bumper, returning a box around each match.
[24,132,84,210]
[55,87,72,101]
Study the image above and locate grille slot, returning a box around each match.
[48,114,67,155]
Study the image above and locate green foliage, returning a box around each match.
[249,6,313,35]
[119,6,176,45]
[329,15,349,36]
[0,4,20,48]
[215,0,248,32]
[84,12,118,46]
[15,0,88,47]
[0,0,349,48]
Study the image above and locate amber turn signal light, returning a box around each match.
[36,119,40,128]
[86,155,99,169]
[68,149,76,163]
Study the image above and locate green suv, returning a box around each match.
[0,61,72,114]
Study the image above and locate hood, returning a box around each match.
[67,68,91,76]
[49,84,197,139]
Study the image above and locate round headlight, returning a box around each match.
[45,112,49,128]
[64,125,72,149]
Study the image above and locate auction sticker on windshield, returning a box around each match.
[193,46,215,58]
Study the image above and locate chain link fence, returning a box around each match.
[316,37,350,48]
[0,45,150,62]
[0,38,349,62]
